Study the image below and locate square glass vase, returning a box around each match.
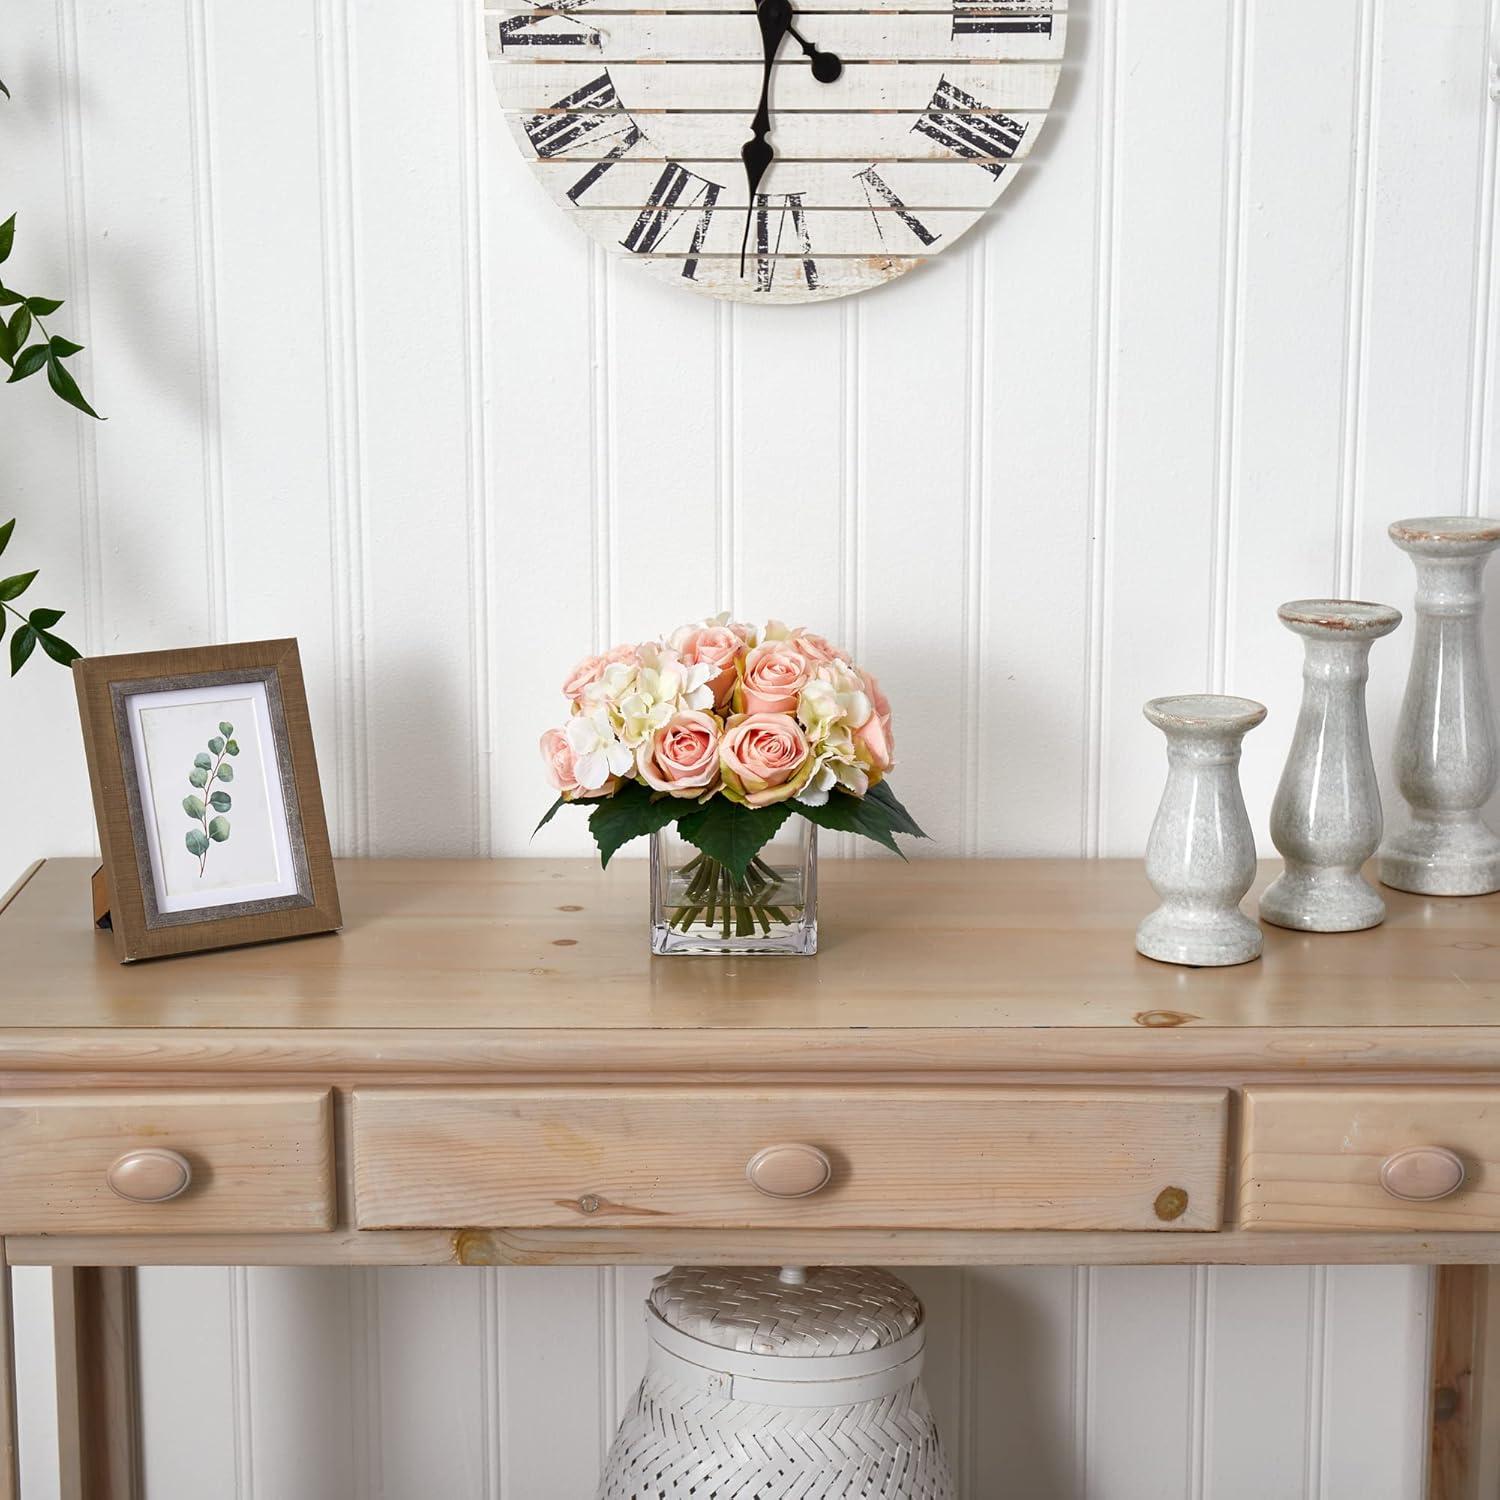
[650,820,818,957]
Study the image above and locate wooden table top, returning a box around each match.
[2,856,1499,1073]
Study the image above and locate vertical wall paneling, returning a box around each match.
[1095,0,1235,857]
[4,5,96,877]
[978,0,1100,856]
[858,253,975,854]
[1084,1267,1199,1499]
[497,1267,607,1497]
[136,1268,236,1498]
[12,1268,59,1500]
[1356,0,1495,834]
[1225,0,1365,841]
[72,0,212,652]
[202,0,342,821]
[1319,1266,1433,1500]
[314,0,370,857]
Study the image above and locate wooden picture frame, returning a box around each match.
[73,639,341,962]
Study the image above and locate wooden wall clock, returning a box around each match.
[486,0,1065,303]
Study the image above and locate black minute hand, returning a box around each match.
[740,0,793,276]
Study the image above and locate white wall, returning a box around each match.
[4,0,1497,1492]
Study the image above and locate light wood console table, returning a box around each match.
[2,855,1499,1498]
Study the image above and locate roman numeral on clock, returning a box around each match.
[497,0,602,49]
[912,77,1028,179]
[621,164,723,280]
[522,72,644,203]
[750,194,818,293]
[951,0,1054,37]
[854,167,940,249]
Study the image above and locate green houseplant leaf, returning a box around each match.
[864,780,928,839]
[676,797,795,879]
[8,624,35,675]
[0,570,36,600]
[587,781,682,868]
[0,216,12,264]
[796,788,906,857]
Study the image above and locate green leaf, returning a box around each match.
[0,519,13,557]
[0,288,21,307]
[0,317,13,369]
[208,736,225,754]
[208,816,230,842]
[8,625,35,676]
[45,353,101,418]
[185,828,210,857]
[586,781,682,868]
[182,795,206,819]
[7,343,47,382]
[532,795,568,837]
[796,789,905,858]
[0,570,37,601]
[209,790,231,813]
[219,721,234,736]
[8,307,30,352]
[0,216,12,265]
[865,780,929,839]
[225,739,239,755]
[0,610,6,642]
[48,335,83,358]
[24,296,62,316]
[188,766,209,788]
[27,607,63,629]
[34,629,78,667]
[216,763,234,782]
[0,78,10,101]
[194,752,213,769]
[676,797,795,879]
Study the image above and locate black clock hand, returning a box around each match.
[740,0,793,275]
[788,23,842,82]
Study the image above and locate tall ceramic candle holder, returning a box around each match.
[1379,516,1500,896]
[1260,600,1402,932]
[1137,695,1267,968]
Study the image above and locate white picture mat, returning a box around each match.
[125,680,299,914]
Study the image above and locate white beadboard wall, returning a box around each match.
[3,0,1497,1493]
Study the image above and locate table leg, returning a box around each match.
[1428,1264,1500,1500]
[0,1243,19,1500]
[52,1268,142,1500]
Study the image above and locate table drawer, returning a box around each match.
[352,1086,1229,1231]
[1240,1087,1500,1230]
[0,1088,336,1234]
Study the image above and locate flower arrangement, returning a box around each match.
[537,614,926,941]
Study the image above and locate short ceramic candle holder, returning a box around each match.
[1379,516,1500,896]
[1259,600,1402,933]
[1137,694,1267,968]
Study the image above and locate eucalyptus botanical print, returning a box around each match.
[182,721,239,875]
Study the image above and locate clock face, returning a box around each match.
[487,0,1065,303]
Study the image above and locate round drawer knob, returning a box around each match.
[1379,1146,1465,1202]
[745,1143,832,1199]
[106,1148,192,1204]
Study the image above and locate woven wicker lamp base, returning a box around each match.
[598,1265,954,1500]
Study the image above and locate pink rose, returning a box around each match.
[793,630,841,664]
[540,727,582,796]
[561,655,607,703]
[637,710,722,797]
[675,625,744,709]
[562,643,639,703]
[720,712,813,808]
[736,641,812,716]
[540,727,619,800]
[853,670,895,774]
